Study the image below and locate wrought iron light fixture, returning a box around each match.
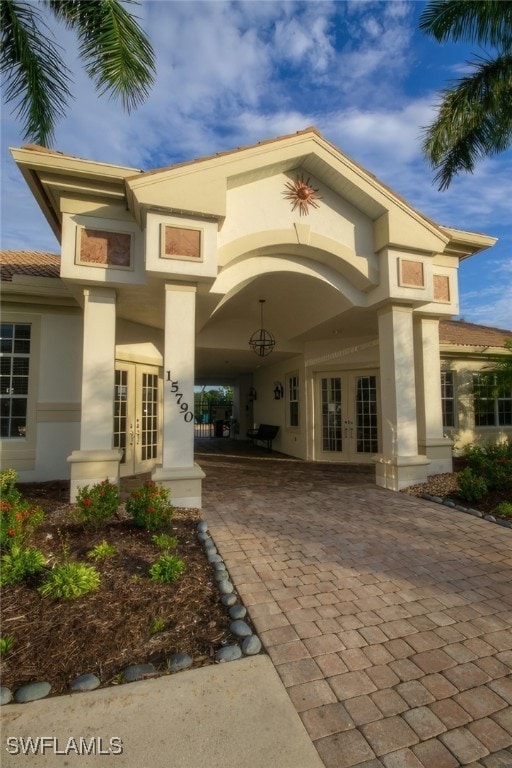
[249,299,275,357]
[273,381,284,400]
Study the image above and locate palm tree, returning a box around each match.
[420,0,512,189]
[1,0,155,147]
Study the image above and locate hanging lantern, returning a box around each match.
[249,299,275,357]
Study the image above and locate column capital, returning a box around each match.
[82,286,117,301]
[376,303,413,318]
[164,282,197,293]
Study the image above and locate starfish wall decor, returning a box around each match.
[283,174,321,216]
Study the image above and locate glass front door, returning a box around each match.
[316,372,379,462]
[114,363,162,476]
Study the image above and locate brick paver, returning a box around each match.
[201,448,512,768]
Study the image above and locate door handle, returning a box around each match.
[136,419,140,444]
[129,424,134,446]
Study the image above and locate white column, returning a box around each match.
[374,304,429,490]
[414,315,453,475]
[67,288,122,500]
[152,283,204,507]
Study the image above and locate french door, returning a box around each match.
[315,372,380,462]
[114,363,162,476]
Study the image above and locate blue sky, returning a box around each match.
[1,0,511,328]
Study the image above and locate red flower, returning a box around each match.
[8,529,16,537]
[82,498,92,507]
[147,506,155,513]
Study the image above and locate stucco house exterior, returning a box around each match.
[2,127,509,506]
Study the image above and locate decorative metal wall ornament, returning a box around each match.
[249,299,276,357]
[283,174,321,216]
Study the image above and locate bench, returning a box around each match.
[246,424,280,451]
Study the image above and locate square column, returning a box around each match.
[67,288,122,500]
[414,315,453,475]
[152,283,204,507]
[374,304,429,490]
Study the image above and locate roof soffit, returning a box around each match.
[10,146,138,240]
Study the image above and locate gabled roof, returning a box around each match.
[0,250,61,281]
[10,128,495,259]
[440,319,512,349]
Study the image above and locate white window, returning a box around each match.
[287,374,299,427]
[473,372,512,427]
[0,323,31,438]
[441,371,455,428]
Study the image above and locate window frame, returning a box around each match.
[287,373,300,429]
[0,313,40,468]
[473,371,512,427]
[441,370,456,429]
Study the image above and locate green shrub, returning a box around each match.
[464,441,512,490]
[39,562,101,600]
[457,467,488,502]
[75,480,120,529]
[126,481,174,531]
[0,545,46,586]
[494,502,512,518]
[0,469,44,550]
[152,533,178,551]
[87,540,118,560]
[0,635,14,657]
[149,553,186,583]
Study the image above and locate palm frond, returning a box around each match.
[46,0,156,112]
[420,0,512,49]
[423,53,512,189]
[0,0,72,145]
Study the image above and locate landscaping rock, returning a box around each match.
[123,663,157,683]
[455,505,467,512]
[197,521,208,533]
[14,681,51,703]
[207,552,222,563]
[484,514,496,522]
[218,580,234,595]
[215,570,229,582]
[467,508,483,517]
[168,652,193,673]
[204,542,217,553]
[443,500,456,508]
[229,604,247,620]
[69,673,100,692]
[221,593,237,607]
[496,518,512,528]
[215,645,242,662]
[197,532,210,543]
[242,635,262,656]
[230,620,252,638]
[212,561,226,572]
[0,686,12,705]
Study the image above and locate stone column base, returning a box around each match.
[418,437,453,476]
[152,463,206,508]
[67,449,123,502]
[373,454,430,491]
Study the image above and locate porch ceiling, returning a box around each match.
[111,271,378,382]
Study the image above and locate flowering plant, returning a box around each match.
[75,480,120,529]
[126,481,174,531]
[0,469,44,550]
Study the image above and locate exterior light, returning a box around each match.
[249,300,275,357]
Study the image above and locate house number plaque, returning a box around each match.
[166,371,194,422]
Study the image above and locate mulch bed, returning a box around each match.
[1,482,234,698]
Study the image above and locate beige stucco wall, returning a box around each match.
[441,356,512,452]
[2,307,82,481]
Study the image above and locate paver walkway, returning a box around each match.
[198,445,512,768]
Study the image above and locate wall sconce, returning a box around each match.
[273,382,284,400]
[249,387,257,402]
